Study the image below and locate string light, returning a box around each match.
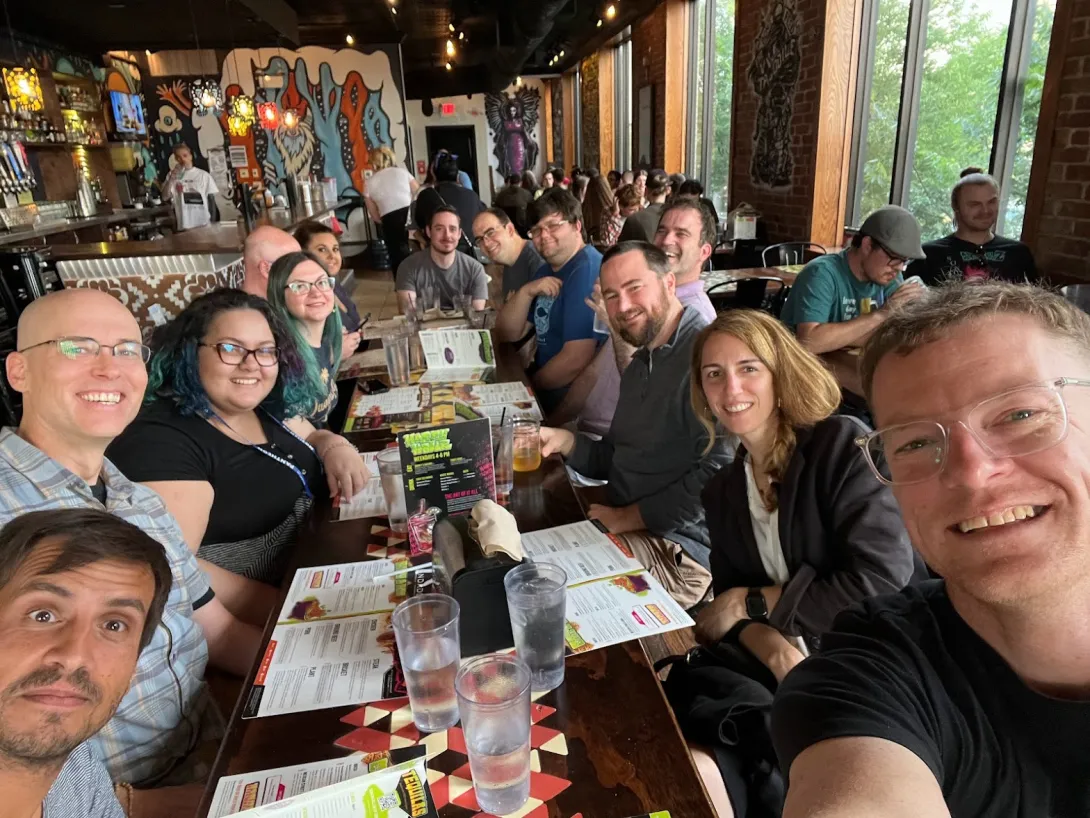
[445,61,453,71]
[605,3,617,19]
[345,34,355,45]
[597,18,603,26]
[448,22,455,32]
[446,39,456,57]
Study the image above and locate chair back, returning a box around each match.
[707,276,791,318]
[762,242,826,267]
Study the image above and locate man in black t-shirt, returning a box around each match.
[773,281,1090,818]
[907,169,1038,285]
[413,155,485,257]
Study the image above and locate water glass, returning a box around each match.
[392,594,462,732]
[455,654,532,816]
[382,331,411,386]
[512,418,542,473]
[504,562,567,692]
[376,448,408,534]
[492,421,514,494]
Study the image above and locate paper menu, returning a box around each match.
[417,366,493,384]
[350,387,421,417]
[419,328,494,371]
[337,348,388,380]
[521,521,644,584]
[276,558,424,623]
[563,570,694,655]
[332,453,386,521]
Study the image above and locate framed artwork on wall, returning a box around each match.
[637,84,654,167]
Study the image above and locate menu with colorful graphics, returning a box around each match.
[563,570,694,655]
[276,557,431,624]
[345,386,424,432]
[419,328,495,372]
[337,347,388,380]
[342,379,543,433]
[331,452,385,521]
[521,521,644,584]
[398,417,496,518]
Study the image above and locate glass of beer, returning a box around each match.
[512,419,542,472]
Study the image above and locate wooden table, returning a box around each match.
[195,342,717,818]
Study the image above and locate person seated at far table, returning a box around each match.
[772,281,1090,818]
[108,289,370,627]
[619,172,669,243]
[907,167,1038,286]
[0,509,173,818]
[396,205,489,315]
[2,288,263,791]
[496,189,602,414]
[294,220,365,338]
[676,179,720,226]
[540,242,734,608]
[472,208,544,302]
[265,252,345,426]
[240,225,301,298]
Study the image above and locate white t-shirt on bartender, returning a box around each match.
[365,167,414,217]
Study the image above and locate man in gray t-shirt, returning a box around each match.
[396,205,489,313]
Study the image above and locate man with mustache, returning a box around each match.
[0,508,172,818]
[539,242,733,607]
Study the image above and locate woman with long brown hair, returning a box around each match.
[580,174,618,245]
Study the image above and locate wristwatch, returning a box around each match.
[745,587,770,622]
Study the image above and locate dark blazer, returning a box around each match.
[702,414,918,645]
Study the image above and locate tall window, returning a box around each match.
[687,0,736,214]
[615,36,634,171]
[847,0,1056,238]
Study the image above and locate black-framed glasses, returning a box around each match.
[18,336,151,363]
[473,226,502,247]
[855,377,1090,486]
[874,241,908,268]
[285,276,335,295]
[200,342,280,367]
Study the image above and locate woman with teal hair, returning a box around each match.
[265,250,343,426]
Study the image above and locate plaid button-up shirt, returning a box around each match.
[0,427,214,786]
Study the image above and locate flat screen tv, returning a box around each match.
[109,91,146,136]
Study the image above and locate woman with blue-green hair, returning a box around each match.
[107,288,370,625]
[265,250,344,426]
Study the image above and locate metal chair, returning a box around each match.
[761,242,827,267]
[707,276,791,318]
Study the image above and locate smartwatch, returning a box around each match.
[745,587,770,622]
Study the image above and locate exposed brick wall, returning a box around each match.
[730,0,826,242]
[581,53,601,172]
[632,2,668,170]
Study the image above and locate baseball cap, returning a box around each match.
[859,205,926,260]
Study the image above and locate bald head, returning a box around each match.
[17,289,140,350]
[242,226,301,298]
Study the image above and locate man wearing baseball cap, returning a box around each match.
[780,205,926,402]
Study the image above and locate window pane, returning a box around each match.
[1004,0,1057,237]
[908,0,1013,238]
[708,0,735,216]
[858,0,911,220]
[692,0,708,181]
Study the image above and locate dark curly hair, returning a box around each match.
[146,288,318,420]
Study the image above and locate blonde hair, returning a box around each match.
[690,310,841,510]
[369,146,397,170]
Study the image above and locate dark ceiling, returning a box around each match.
[7,0,662,97]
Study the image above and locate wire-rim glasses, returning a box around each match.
[18,336,151,363]
[200,342,280,367]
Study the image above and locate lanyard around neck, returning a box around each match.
[209,409,317,499]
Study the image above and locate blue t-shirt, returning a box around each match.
[531,245,603,369]
[780,250,903,330]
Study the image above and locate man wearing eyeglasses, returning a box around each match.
[495,189,602,413]
[471,208,543,301]
[773,281,1090,818]
[0,289,263,812]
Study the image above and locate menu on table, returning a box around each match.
[418,328,494,371]
[344,386,423,432]
[520,520,643,584]
[336,347,387,381]
[399,417,496,517]
[331,452,385,521]
[206,747,427,818]
[277,557,430,624]
[342,380,544,433]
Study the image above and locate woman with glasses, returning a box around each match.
[107,289,369,625]
[265,251,344,426]
[294,220,365,339]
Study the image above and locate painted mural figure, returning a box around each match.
[747,0,802,189]
[485,87,541,180]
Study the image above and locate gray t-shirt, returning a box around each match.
[44,743,125,818]
[502,241,545,297]
[395,249,489,309]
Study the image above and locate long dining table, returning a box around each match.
[194,339,717,818]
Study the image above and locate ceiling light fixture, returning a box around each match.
[391,6,397,13]
[605,3,617,19]
[597,18,603,26]
[559,49,565,57]
[445,61,452,71]
[449,22,455,32]
[345,34,355,45]
[446,39,456,56]
[458,31,464,40]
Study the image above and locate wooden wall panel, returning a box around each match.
[562,72,576,175]
[598,48,616,174]
[543,79,555,164]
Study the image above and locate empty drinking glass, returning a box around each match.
[504,562,567,692]
[456,654,532,815]
[392,594,462,732]
[382,331,411,386]
[376,448,408,534]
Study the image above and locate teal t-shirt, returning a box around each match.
[780,250,903,330]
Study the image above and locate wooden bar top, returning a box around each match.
[0,204,173,247]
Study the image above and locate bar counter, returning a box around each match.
[0,204,174,248]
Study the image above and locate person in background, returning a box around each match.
[293,221,364,343]
[581,175,618,245]
[602,184,642,248]
[362,146,419,277]
[683,310,919,818]
[2,288,262,793]
[558,176,572,191]
[773,282,1090,817]
[107,290,369,628]
[0,509,172,818]
[677,179,720,226]
[265,252,344,425]
[240,225,300,298]
[472,208,544,301]
[429,149,474,191]
[413,155,485,254]
[539,168,556,198]
[622,170,635,186]
[161,143,218,229]
[908,167,1038,286]
[620,173,669,243]
[668,172,687,199]
[496,189,601,413]
[521,169,540,200]
[571,174,589,204]
[396,206,488,314]
[493,173,534,235]
[540,242,732,607]
[634,169,648,205]
[607,169,622,190]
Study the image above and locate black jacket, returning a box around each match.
[702,415,918,645]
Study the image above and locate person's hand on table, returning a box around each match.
[587,503,643,534]
[342,330,362,358]
[320,438,371,500]
[539,426,576,458]
[521,276,563,300]
[695,587,749,644]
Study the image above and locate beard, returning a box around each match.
[0,666,107,768]
[614,286,671,347]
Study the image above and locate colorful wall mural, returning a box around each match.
[484,86,541,180]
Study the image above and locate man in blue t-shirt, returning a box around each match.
[495,189,601,412]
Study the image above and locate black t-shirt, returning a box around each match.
[89,479,107,505]
[413,183,486,237]
[907,234,1038,286]
[773,581,1090,817]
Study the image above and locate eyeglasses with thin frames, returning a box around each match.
[285,276,335,295]
[199,342,280,367]
[855,377,1090,486]
[473,226,502,247]
[529,218,572,240]
[18,336,151,363]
